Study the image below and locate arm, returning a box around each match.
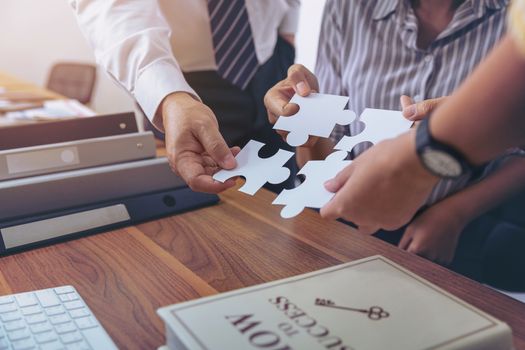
[321,33,525,230]
[70,0,237,193]
[69,0,195,125]
[430,36,525,164]
[399,156,525,264]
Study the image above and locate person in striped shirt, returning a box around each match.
[265,0,525,281]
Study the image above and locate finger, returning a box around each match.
[177,155,235,193]
[287,64,318,96]
[324,162,354,193]
[400,95,415,110]
[264,87,300,121]
[231,146,241,157]
[402,97,448,121]
[398,230,413,250]
[195,126,236,169]
[357,225,379,235]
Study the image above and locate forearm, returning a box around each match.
[431,35,525,165]
[296,138,334,168]
[437,157,525,223]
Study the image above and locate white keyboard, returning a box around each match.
[0,286,117,350]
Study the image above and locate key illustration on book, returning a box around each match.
[315,298,390,321]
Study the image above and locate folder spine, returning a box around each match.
[0,132,156,181]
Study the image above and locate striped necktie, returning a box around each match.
[207,0,259,90]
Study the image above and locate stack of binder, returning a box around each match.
[0,112,218,254]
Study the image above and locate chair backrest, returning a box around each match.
[46,62,97,104]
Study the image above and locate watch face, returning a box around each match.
[421,148,463,178]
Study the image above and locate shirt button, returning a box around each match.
[424,54,433,63]
[413,95,422,101]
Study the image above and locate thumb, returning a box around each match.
[402,97,448,121]
[324,162,354,193]
[196,126,236,170]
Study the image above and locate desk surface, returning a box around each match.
[1,73,524,350]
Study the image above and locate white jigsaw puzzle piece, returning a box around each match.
[272,151,351,218]
[213,140,294,195]
[274,93,356,147]
[335,108,413,152]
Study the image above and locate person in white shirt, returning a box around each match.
[69,0,299,193]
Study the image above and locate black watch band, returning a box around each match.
[415,117,474,179]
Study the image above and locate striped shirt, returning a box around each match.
[316,0,511,205]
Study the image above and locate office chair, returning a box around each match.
[46,62,97,105]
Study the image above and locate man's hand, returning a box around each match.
[399,202,466,265]
[264,64,320,146]
[162,92,240,193]
[320,131,439,231]
[400,95,448,121]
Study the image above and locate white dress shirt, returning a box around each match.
[69,0,300,125]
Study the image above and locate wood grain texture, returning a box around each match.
[1,72,523,349]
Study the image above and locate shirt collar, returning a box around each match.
[372,0,399,20]
[372,0,509,21]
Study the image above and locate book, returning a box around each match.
[158,256,513,350]
[0,132,156,181]
[0,112,138,150]
[0,99,95,120]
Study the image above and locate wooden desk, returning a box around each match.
[1,73,524,350]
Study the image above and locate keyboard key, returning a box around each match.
[7,328,30,341]
[29,322,52,334]
[0,311,22,322]
[63,301,83,310]
[74,316,98,330]
[69,308,90,319]
[58,293,79,303]
[66,341,91,350]
[25,313,47,324]
[0,296,14,305]
[1,286,117,350]
[53,286,75,295]
[45,306,65,316]
[4,320,26,332]
[60,331,82,344]
[34,331,58,344]
[15,294,38,308]
[36,290,60,308]
[21,306,41,316]
[0,302,17,313]
[48,314,70,325]
[82,327,117,349]
[55,321,76,334]
[11,338,36,350]
[39,340,65,350]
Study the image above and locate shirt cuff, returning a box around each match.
[279,6,300,34]
[134,59,199,132]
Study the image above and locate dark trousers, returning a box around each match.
[373,190,525,292]
[146,36,297,192]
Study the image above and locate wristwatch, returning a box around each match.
[415,117,473,179]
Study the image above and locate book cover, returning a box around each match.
[158,256,513,350]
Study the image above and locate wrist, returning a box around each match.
[396,130,440,189]
[161,92,200,125]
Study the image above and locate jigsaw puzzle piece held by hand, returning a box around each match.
[335,108,413,153]
[274,93,356,147]
[272,151,351,218]
[213,140,294,195]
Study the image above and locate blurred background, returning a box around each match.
[0,0,327,114]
